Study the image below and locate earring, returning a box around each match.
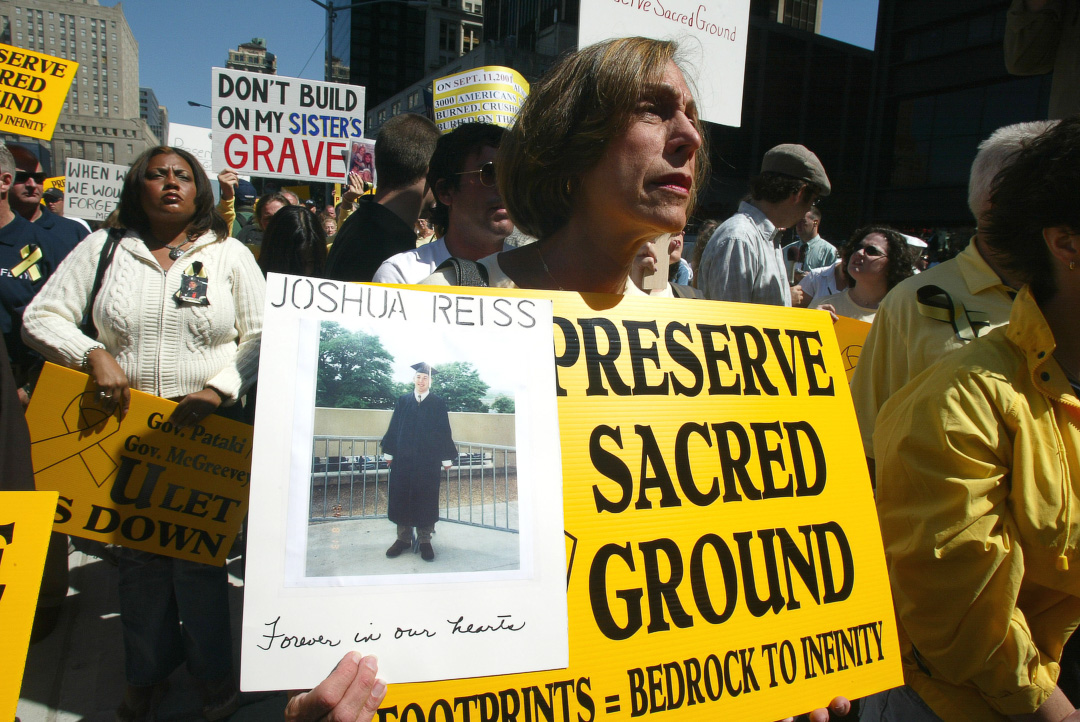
[1071,261,1077,271]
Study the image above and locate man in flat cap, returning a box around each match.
[382,362,458,561]
[698,144,832,306]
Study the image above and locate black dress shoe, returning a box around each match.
[419,542,434,561]
[386,539,411,558]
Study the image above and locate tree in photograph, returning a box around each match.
[316,322,398,409]
[432,361,489,412]
[490,395,515,414]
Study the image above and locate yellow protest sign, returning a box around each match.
[349,286,901,719]
[0,491,58,722]
[832,316,872,382]
[0,44,78,141]
[433,66,529,133]
[25,363,251,565]
[44,176,64,193]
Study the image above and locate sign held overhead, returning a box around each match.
[212,68,366,183]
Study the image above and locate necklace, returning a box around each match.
[533,243,563,291]
[164,237,193,260]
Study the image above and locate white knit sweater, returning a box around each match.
[23,228,265,403]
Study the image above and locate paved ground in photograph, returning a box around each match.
[305,511,520,577]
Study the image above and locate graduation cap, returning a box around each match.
[411,362,436,376]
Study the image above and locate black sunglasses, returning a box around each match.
[15,170,46,184]
[456,161,496,187]
[854,242,887,257]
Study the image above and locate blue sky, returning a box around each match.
[117,0,878,130]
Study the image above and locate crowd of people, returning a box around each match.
[3,27,1080,722]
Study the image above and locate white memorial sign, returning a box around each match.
[578,0,751,127]
[241,277,568,689]
[63,158,126,221]
[168,122,215,175]
[212,69,365,183]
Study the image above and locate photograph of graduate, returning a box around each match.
[383,362,458,562]
[304,320,521,580]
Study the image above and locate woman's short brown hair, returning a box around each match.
[118,146,227,240]
[497,37,710,240]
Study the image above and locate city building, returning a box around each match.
[0,0,159,173]
[139,86,167,145]
[865,0,1051,230]
[695,3,874,239]
[226,37,276,75]
[328,55,349,84]
[483,0,577,56]
[349,0,484,108]
[757,0,823,33]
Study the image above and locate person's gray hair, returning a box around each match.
[0,143,15,178]
[281,189,300,205]
[969,120,1057,221]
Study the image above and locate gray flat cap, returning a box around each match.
[761,144,831,197]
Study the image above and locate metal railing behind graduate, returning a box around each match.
[310,436,518,533]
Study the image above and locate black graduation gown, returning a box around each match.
[382,392,458,526]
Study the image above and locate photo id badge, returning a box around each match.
[175,261,209,306]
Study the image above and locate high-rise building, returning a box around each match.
[140,86,166,145]
[0,0,158,172]
[350,0,483,108]
[865,0,1050,228]
[758,0,823,33]
[226,37,277,75]
[484,0,578,55]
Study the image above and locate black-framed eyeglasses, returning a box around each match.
[854,242,887,257]
[456,162,496,187]
[15,170,46,185]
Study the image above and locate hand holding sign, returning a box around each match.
[284,653,386,722]
[85,347,131,418]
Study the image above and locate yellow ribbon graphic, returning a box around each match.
[10,244,42,281]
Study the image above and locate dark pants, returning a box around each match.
[118,549,233,686]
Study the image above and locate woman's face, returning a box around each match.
[577,61,702,245]
[140,152,196,226]
[848,233,890,280]
[323,219,337,236]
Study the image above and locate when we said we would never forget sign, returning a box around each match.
[245,277,901,719]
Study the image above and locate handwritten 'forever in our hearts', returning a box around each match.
[256,614,526,651]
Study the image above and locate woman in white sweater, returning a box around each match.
[23,146,264,721]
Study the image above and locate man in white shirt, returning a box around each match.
[373,123,514,284]
[698,144,831,306]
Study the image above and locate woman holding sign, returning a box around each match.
[22,146,264,721]
[423,36,851,722]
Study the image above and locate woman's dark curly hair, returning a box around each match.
[258,205,327,277]
[983,116,1079,302]
[117,146,228,240]
[842,225,916,291]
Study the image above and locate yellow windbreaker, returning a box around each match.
[874,286,1080,720]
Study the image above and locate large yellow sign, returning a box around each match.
[0,44,78,141]
[373,288,901,719]
[26,364,252,565]
[0,491,57,722]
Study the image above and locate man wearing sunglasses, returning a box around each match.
[374,122,515,284]
[8,146,88,256]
